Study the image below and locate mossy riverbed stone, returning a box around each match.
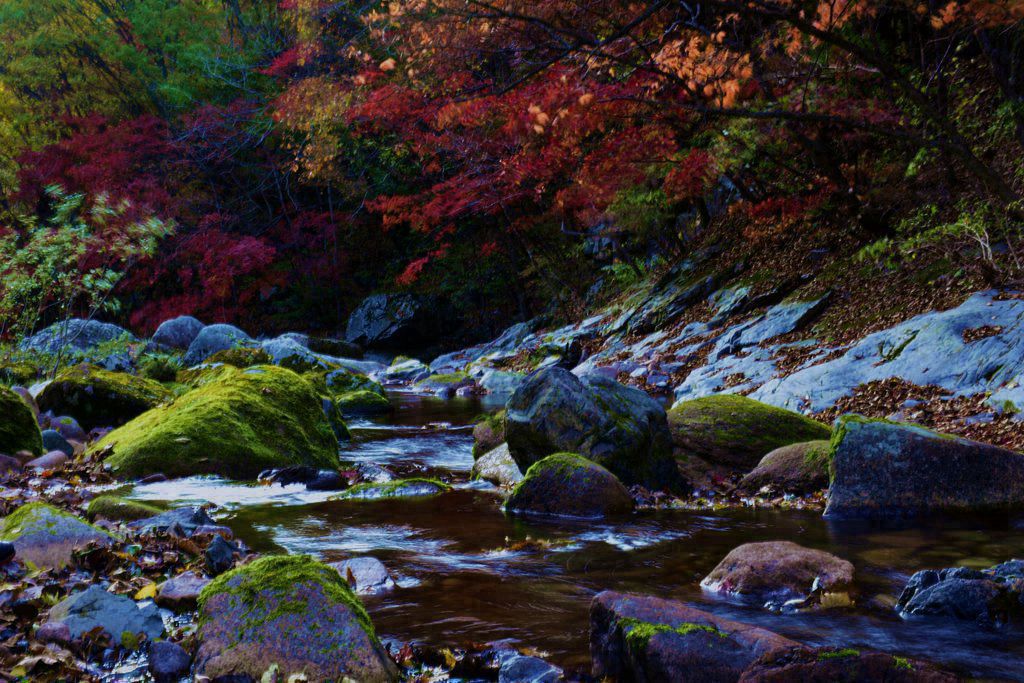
[0,386,42,456]
[505,453,633,518]
[333,389,393,416]
[737,440,830,495]
[332,478,451,501]
[0,502,112,568]
[668,394,829,470]
[472,410,506,459]
[36,364,172,430]
[95,365,339,480]
[86,495,163,522]
[196,554,398,681]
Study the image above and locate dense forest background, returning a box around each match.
[0,0,1021,345]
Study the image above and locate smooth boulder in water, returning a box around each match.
[0,386,43,456]
[825,416,1024,519]
[94,365,339,479]
[196,554,399,681]
[667,394,829,470]
[896,561,1024,627]
[332,478,450,501]
[505,453,633,518]
[36,364,172,430]
[505,367,683,492]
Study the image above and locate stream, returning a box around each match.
[122,390,1024,680]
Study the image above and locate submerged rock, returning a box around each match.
[182,323,253,366]
[47,585,164,645]
[332,478,450,500]
[505,453,633,518]
[471,443,524,488]
[506,367,682,492]
[0,386,43,456]
[739,646,956,682]
[737,440,830,495]
[896,561,1024,627]
[36,364,171,430]
[668,394,829,470]
[331,556,396,594]
[95,365,339,479]
[591,591,798,682]
[701,541,854,607]
[826,416,1024,519]
[196,554,398,681]
[151,315,205,350]
[0,502,111,568]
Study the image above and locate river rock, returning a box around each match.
[0,502,112,568]
[591,591,798,682]
[196,554,399,681]
[95,365,339,479]
[506,453,633,518]
[334,389,393,416]
[896,561,1024,626]
[701,541,854,606]
[47,585,164,645]
[498,654,563,683]
[45,414,87,442]
[737,440,830,495]
[826,416,1024,519]
[331,556,396,594]
[151,315,205,350]
[86,495,162,522]
[157,571,211,611]
[130,506,216,536]
[277,332,363,359]
[307,469,346,490]
[25,450,68,469]
[471,443,524,487]
[505,367,683,491]
[20,319,135,356]
[40,429,73,456]
[415,372,476,398]
[345,293,443,351]
[0,386,43,456]
[333,478,451,500]
[36,364,171,430]
[478,369,525,396]
[204,535,236,576]
[182,323,253,366]
[473,411,506,458]
[382,357,431,383]
[739,646,957,682]
[149,640,192,683]
[667,394,829,470]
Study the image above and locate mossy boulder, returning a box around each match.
[0,361,39,386]
[331,478,450,501]
[95,365,339,480]
[333,389,392,416]
[205,346,273,368]
[825,415,1024,519]
[737,440,830,495]
[0,386,43,456]
[196,554,398,681]
[86,495,163,522]
[182,323,253,366]
[472,410,506,459]
[325,368,386,396]
[0,502,112,568]
[506,368,684,492]
[505,452,633,518]
[668,394,829,470]
[414,371,475,397]
[36,364,172,430]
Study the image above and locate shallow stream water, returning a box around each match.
[123,390,1024,680]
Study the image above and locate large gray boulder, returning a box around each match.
[505,368,683,492]
[345,293,442,351]
[825,417,1024,519]
[47,585,164,645]
[151,315,205,350]
[20,319,135,355]
[183,323,253,366]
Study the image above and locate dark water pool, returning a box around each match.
[125,390,1024,680]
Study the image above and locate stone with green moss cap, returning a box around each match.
[591,591,798,682]
[472,410,505,459]
[414,371,475,397]
[1,502,112,568]
[668,394,829,470]
[86,495,163,522]
[737,440,831,495]
[331,478,450,501]
[196,554,398,681]
[36,364,172,430]
[505,453,633,518]
[95,365,339,480]
[0,386,43,456]
[333,389,393,416]
[205,346,273,368]
[825,415,1024,519]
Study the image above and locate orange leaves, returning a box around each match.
[654,34,753,108]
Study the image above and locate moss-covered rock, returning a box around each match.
[0,502,112,568]
[196,554,398,681]
[472,410,506,459]
[415,372,474,397]
[333,389,393,416]
[36,364,172,430]
[86,495,163,522]
[736,440,830,495]
[331,478,450,501]
[138,353,182,382]
[205,346,273,368]
[0,361,39,386]
[95,365,339,480]
[325,368,386,396]
[667,394,829,470]
[505,452,633,518]
[0,386,43,456]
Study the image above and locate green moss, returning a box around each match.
[618,617,726,652]
[826,414,957,483]
[472,409,506,458]
[333,477,450,500]
[324,369,385,397]
[138,354,182,383]
[95,365,339,479]
[206,347,273,368]
[175,362,233,388]
[332,389,392,416]
[892,656,913,671]
[802,440,831,468]
[818,648,860,661]
[0,385,43,456]
[0,361,39,386]
[417,372,469,386]
[0,502,109,541]
[86,495,162,522]
[198,554,377,640]
[36,364,172,429]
